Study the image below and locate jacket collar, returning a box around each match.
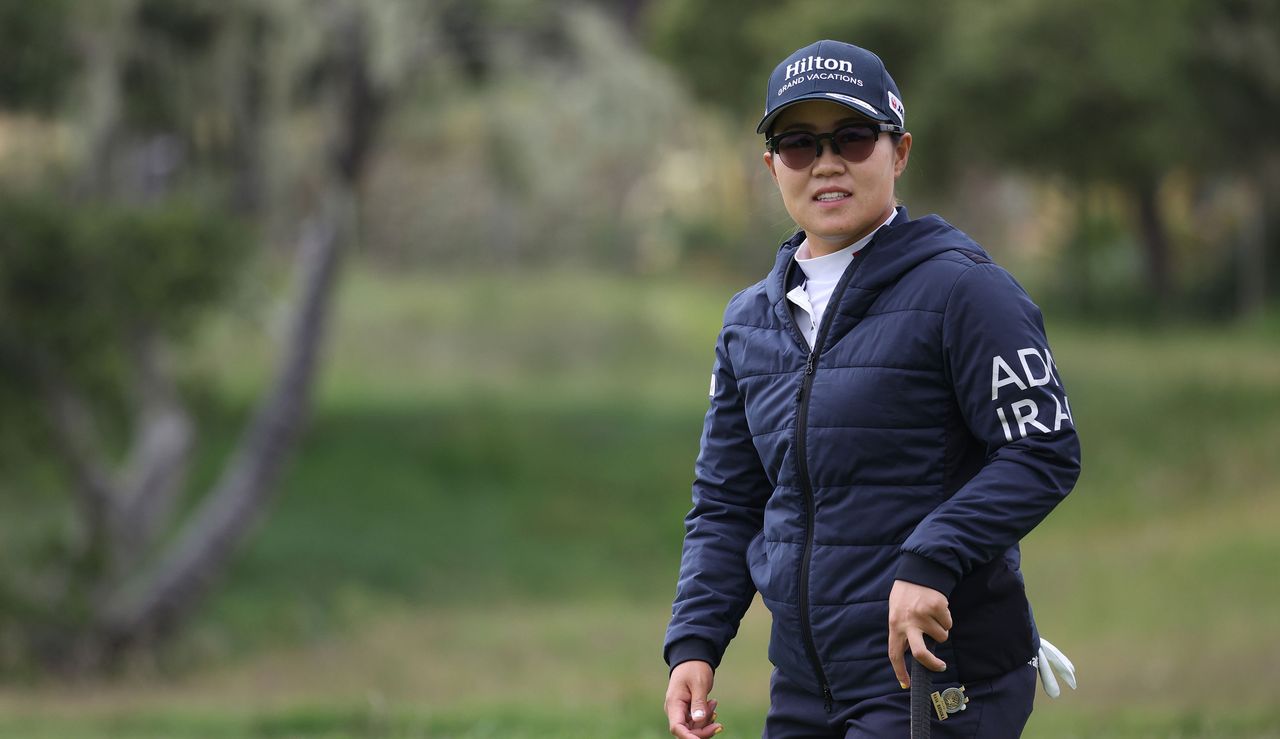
[765,206,987,318]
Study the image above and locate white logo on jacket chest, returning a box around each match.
[990,347,1073,442]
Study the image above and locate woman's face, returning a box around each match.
[764,100,911,255]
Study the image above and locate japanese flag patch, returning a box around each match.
[888,91,905,127]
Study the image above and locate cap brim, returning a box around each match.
[756,92,892,135]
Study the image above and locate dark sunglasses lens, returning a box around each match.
[776,133,817,169]
[833,125,877,163]
[774,125,880,168]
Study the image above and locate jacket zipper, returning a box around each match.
[796,351,834,712]
[784,249,869,714]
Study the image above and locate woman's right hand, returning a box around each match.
[887,578,952,688]
[664,660,723,738]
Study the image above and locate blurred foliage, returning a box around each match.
[0,0,296,670]
[0,192,249,369]
[641,0,1279,184]
[933,0,1203,184]
[6,0,1274,309]
[0,191,250,664]
[360,4,763,274]
[640,0,1280,314]
[1188,0,1280,164]
[0,0,266,489]
[0,0,78,113]
[123,0,227,133]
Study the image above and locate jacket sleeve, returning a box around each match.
[896,262,1081,595]
[664,319,773,670]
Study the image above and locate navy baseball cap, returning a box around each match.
[757,40,906,135]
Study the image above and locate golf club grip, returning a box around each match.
[910,655,933,739]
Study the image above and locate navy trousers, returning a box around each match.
[763,663,1036,738]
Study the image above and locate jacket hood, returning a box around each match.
[764,207,989,315]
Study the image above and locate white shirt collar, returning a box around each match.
[795,209,897,282]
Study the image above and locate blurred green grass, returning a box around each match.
[1,268,1278,737]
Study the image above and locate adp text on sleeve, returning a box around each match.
[990,347,1073,442]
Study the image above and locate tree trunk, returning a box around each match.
[95,185,351,655]
[110,329,194,577]
[0,0,393,673]
[72,1,133,201]
[1237,183,1267,318]
[229,10,270,216]
[35,360,118,573]
[90,5,384,661]
[1134,179,1173,307]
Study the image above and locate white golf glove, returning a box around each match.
[1036,638,1077,698]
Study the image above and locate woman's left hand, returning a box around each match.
[887,579,952,688]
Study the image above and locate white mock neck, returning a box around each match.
[787,210,897,348]
[795,209,897,280]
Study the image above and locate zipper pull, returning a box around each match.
[823,683,834,713]
[805,351,816,375]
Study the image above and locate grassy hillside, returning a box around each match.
[1,269,1277,737]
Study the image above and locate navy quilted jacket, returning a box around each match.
[664,207,1081,703]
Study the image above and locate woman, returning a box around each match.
[662,40,1081,738]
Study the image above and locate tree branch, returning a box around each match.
[112,328,195,574]
[32,357,121,557]
[97,183,351,648]
[92,1,385,658]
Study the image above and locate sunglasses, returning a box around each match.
[766,122,904,169]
